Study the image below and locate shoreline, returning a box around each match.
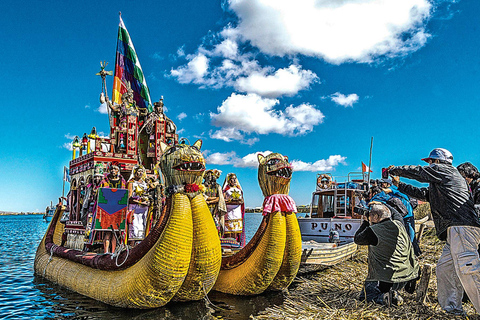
[0,212,43,216]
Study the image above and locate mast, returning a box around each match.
[367,137,373,189]
[96,61,113,128]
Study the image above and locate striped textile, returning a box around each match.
[112,16,153,112]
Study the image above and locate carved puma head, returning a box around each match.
[159,140,205,187]
[257,152,292,197]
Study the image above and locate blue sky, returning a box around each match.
[1,0,479,212]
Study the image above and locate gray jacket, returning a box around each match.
[390,163,480,240]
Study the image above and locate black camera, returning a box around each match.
[382,167,389,179]
[354,206,369,217]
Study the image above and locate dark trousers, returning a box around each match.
[358,281,407,304]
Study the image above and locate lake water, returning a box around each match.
[0,213,287,320]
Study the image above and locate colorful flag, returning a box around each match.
[112,16,153,112]
[362,162,373,173]
[93,188,128,231]
[63,166,71,182]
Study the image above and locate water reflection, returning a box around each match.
[32,276,286,320]
[0,213,277,319]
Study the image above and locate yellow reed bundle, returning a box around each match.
[267,212,302,290]
[174,193,222,301]
[213,211,286,295]
[34,193,194,308]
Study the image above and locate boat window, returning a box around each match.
[322,195,335,217]
[311,194,319,216]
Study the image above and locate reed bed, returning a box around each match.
[252,226,479,320]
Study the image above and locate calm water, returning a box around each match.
[0,213,287,320]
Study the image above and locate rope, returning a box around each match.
[202,281,227,311]
[43,244,58,277]
[109,225,129,267]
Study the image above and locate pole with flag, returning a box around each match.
[112,12,153,113]
[367,137,374,189]
[62,166,70,199]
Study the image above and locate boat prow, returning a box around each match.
[34,195,201,308]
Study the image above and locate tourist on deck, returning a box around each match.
[100,163,126,254]
[355,203,419,306]
[388,148,480,315]
[222,173,245,246]
[203,169,227,236]
[127,165,150,246]
[457,162,480,209]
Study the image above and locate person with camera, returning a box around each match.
[355,202,419,306]
[457,162,480,209]
[387,148,480,315]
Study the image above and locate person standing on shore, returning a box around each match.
[457,162,480,210]
[388,148,480,315]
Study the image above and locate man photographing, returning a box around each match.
[388,148,480,315]
[355,202,419,306]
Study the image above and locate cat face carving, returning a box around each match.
[159,140,205,187]
[257,152,292,197]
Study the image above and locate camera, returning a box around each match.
[354,206,369,217]
[381,167,389,179]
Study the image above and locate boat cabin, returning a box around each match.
[299,172,367,244]
[62,96,179,252]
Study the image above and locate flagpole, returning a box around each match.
[367,137,373,189]
[62,166,66,200]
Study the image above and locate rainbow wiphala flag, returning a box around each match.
[112,16,153,112]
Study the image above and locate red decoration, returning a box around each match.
[184,184,199,193]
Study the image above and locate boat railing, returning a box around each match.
[311,172,368,218]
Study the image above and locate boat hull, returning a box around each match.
[298,217,362,243]
[34,193,221,309]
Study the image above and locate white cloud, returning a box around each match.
[85,104,91,109]
[206,151,273,167]
[228,0,432,64]
[209,127,259,145]
[291,155,347,172]
[98,102,108,114]
[170,53,209,84]
[62,143,73,151]
[171,44,317,98]
[210,93,324,138]
[177,112,187,121]
[177,128,185,134]
[152,52,164,61]
[65,133,76,140]
[331,92,359,107]
[206,151,240,165]
[210,127,244,142]
[206,151,345,171]
[213,39,239,59]
[235,65,318,98]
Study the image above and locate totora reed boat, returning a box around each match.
[34,15,221,309]
[34,15,303,308]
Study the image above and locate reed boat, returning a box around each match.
[298,172,365,266]
[213,152,302,295]
[34,16,221,309]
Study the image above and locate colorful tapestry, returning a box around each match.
[93,188,128,231]
[112,15,153,112]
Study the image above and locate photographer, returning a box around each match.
[388,148,480,315]
[355,202,419,306]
